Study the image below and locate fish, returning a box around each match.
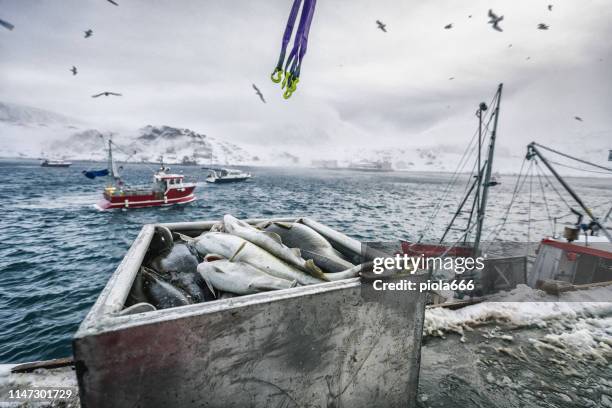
[150,242,198,275]
[197,260,296,295]
[263,222,355,270]
[149,243,213,302]
[140,268,192,309]
[324,263,366,281]
[300,249,355,273]
[149,225,173,254]
[118,302,156,316]
[190,232,325,285]
[168,271,214,303]
[223,214,326,280]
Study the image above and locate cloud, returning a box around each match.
[1,0,611,170]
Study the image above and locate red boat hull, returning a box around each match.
[95,186,196,210]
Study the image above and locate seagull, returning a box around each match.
[106,0,119,5]
[376,20,387,32]
[548,5,553,11]
[488,9,504,32]
[444,23,453,29]
[91,92,122,98]
[70,66,77,75]
[84,29,93,38]
[0,18,14,31]
[574,116,583,122]
[252,84,266,103]
[538,23,550,30]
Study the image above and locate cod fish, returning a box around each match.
[223,214,326,280]
[191,232,325,285]
[264,222,355,272]
[149,225,174,254]
[149,242,198,275]
[149,243,213,302]
[141,268,192,309]
[198,260,295,295]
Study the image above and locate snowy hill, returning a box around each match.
[0,101,609,174]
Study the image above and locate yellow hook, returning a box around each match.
[270,68,283,83]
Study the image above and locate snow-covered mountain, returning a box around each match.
[0,101,609,174]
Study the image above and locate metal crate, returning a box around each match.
[73,217,429,408]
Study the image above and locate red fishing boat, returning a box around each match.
[95,140,196,210]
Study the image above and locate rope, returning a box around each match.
[533,160,574,212]
[416,96,499,242]
[481,157,530,247]
[547,159,612,175]
[527,163,534,250]
[535,164,555,235]
[533,142,612,172]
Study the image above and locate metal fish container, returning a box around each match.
[73,217,429,408]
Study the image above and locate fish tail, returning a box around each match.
[305,259,329,281]
[229,241,247,262]
[174,232,194,242]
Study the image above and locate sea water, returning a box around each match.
[0,159,610,363]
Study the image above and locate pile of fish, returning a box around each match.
[125,215,360,312]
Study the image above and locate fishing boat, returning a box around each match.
[204,167,252,183]
[347,160,393,172]
[40,159,71,167]
[95,140,196,210]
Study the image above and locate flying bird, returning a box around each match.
[548,5,553,11]
[508,44,513,48]
[376,20,387,32]
[252,84,266,103]
[70,66,77,75]
[538,23,549,30]
[448,77,455,80]
[91,92,122,98]
[488,9,504,32]
[468,15,473,19]
[526,56,531,60]
[84,29,93,38]
[444,23,453,29]
[106,0,119,5]
[574,116,583,122]
[0,18,14,31]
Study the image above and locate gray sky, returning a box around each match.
[1,0,611,165]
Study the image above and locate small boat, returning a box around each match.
[204,167,252,183]
[41,159,71,167]
[347,160,393,172]
[96,140,196,210]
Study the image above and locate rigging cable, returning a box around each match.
[534,163,555,235]
[416,95,498,242]
[481,157,531,248]
[547,159,612,175]
[533,160,574,212]
[532,142,612,172]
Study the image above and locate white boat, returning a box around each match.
[204,167,252,183]
[41,159,71,167]
[347,160,393,172]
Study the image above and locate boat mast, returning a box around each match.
[107,139,114,186]
[526,142,612,243]
[473,83,503,254]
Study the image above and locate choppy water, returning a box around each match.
[0,159,610,363]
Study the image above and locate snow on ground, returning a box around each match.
[424,284,612,338]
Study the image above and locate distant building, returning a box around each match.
[312,160,338,169]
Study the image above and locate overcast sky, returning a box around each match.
[1,0,611,164]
